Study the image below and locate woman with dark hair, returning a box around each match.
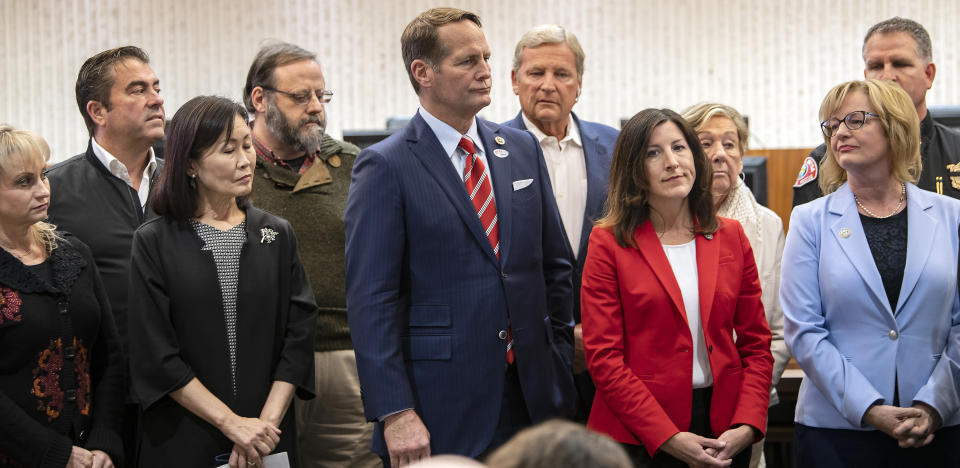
[128,96,316,468]
[0,125,123,468]
[581,109,772,468]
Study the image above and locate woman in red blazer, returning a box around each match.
[582,108,773,468]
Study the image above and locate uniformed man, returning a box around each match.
[793,17,960,206]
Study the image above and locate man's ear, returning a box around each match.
[511,69,519,95]
[86,100,108,128]
[924,61,937,91]
[251,87,268,114]
[411,59,434,90]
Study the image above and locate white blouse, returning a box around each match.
[662,239,712,388]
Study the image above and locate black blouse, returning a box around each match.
[0,234,124,467]
[861,208,908,313]
[128,207,317,467]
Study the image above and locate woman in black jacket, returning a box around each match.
[128,97,316,468]
[0,125,123,468]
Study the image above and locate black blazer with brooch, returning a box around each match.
[0,233,124,467]
[127,207,317,465]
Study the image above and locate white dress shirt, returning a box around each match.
[418,107,490,184]
[91,138,158,209]
[662,239,713,388]
[521,113,587,257]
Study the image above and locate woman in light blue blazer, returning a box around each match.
[782,79,960,467]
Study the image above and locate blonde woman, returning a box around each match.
[0,126,123,468]
[782,79,960,466]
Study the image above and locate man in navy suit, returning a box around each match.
[344,7,577,467]
[502,24,618,422]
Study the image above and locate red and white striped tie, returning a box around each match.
[459,137,500,259]
[459,136,514,364]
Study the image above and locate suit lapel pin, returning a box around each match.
[839,228,850,238]
[261,227,278,244]
[493,148,509,158]
[494,136,505,145]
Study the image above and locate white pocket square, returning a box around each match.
[512,179,534,191]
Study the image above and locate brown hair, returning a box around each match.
[151,96,251,220]
[817,79,921,194]
[401,7,482,94]
[485,420,631,468]
[597,108,717,248]
[863,17,932,62]
[75,46,151,136]
[242,41,318,113]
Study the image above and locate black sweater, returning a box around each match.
[0,234,124,467]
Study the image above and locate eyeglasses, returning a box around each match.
[820,111,879,138]
[261,86,333,105]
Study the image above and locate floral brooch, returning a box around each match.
[260,227,278,244]
[0,287,23,324]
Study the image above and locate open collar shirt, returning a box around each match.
[521,113,587,257]
[90,137,157,209]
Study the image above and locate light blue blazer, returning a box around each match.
[782,183,960,430]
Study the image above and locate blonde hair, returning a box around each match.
[0,125,60,254]
[817,79,921,194]
[681,102,749,156]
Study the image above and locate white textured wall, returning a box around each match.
[2,0,959,162]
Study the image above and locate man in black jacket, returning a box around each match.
[793,17,960,206]
[45,45,165,467]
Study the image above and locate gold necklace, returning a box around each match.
[854,183,905,218]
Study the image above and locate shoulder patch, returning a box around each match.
[794,157,818,188]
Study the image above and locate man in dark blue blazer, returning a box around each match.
[344,8,577,466]
[502,25,618,421]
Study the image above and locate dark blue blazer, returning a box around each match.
[345,113,577,457]
[502,112,618,322]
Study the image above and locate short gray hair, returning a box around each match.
[243,41,318,113]
[862,17,932,63]
[512,24,585,78]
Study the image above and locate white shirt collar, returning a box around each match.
[90,137,158,182]
[418,107,485,160]
[521,113,582,149]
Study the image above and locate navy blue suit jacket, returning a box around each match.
[345,113,577,457]
[502,112,618,322]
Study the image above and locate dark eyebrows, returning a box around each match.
[124,79,160,92]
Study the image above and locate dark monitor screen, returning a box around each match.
[342,130,397,149]
[742,156,768,207]
[930,105,960,131]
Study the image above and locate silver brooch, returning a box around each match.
[260,227,278,244]
[704,233,713,240]
[839,228,850,238]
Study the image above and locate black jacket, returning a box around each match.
[46,145,162,365]
[794,113,960,206]
[0,234,124,467]
[128,208,316,466]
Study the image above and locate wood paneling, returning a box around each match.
[751,148,814,232]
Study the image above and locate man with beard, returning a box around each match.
[243,41,376,467]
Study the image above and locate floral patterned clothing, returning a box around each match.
[0,233,124,468]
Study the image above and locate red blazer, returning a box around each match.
[582,218,772,456]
